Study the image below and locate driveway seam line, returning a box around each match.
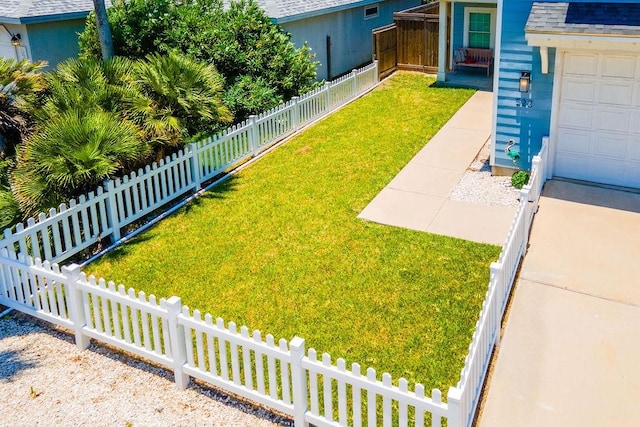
[521,278,640,309]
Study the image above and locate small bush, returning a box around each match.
[511,170,530,189]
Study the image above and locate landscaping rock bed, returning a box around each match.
[450,140,521,208]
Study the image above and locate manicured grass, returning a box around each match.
[88,73,501,391]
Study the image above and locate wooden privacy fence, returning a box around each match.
[0,62,379,265]
[373,3,441,78]
[0,138,551,426]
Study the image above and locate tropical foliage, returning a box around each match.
[0,58,47,229]
[2,52,231,222]
[78,0,318,121]
[12,110,146,216]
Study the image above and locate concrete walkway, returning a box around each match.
[358,91,515,245]
[479,180,640,426]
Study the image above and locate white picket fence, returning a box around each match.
[446,137,549,427]
[0,83,550,423]
[0,248,449,426]
[0,62,380,264]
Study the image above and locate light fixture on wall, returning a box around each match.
[1,24,22,46]
[519,71,531,93]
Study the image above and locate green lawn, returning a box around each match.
[88,73,500,391]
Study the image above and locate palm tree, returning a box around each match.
[130,52,232,156]
[92,0,115,59]
[37,57,137,122]
[12,109,148,216]
[0,58,47,157]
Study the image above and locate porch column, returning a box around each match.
[437,0,448,81]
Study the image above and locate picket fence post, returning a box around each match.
[189,142,202,191]
[351,69,358,98]
[62,263,90,350]
[324,82,331,110]
[104,180,121,243]
[289,336,308,426]
[291,96,300,131]
[373,60,380,84]
[490,261,503,346]
[249,115,259,156]
[165,296,189,389]
[447,387,463,427]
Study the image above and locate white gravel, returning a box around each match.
[449,141,521,208]
[0,311,292,427]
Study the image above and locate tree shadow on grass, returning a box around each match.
[182,173,240,215]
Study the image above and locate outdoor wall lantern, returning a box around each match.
[519,71,531,93]
[10,34,21,46]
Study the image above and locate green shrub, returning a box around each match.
[511,170,530,189]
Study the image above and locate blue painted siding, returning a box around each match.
[494,0,553,170]
[27,19,86,69]
[281,0,420,81]
[494,0,639,170]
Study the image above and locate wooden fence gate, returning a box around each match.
[372,3,444,78]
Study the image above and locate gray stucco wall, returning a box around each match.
[281,0,420,81]
[27,18,86,69]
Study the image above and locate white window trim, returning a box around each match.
[364,4,379,20]
[463,7,496,49]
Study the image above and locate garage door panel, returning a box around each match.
[628,139,640,161]
[602,55,636,79]
[596,108,630,133]
[557,128,591,154]
[623,163,640,187]
[633,111,640,135]
[559,104,593,129]
[561,79,596,103]
[593,134,627,158]
[564,53,598,76]
[556,51,640,188]
[598,81,634,106]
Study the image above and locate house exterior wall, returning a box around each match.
[493,0,554,170]
[26,18,87,69]
[281,0,420,81]
[0,23,29,61]
[492,0,639,171]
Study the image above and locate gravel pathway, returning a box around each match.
[0,311,292,427]
[450,140,521,208]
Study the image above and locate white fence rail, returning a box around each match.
[0,86,549,424]
[447,137,549,427]
[0,62,380,265]
[0,248,447,426]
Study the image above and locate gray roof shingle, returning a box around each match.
[0,0,113,22]
[225,0,378,21]
[526,2,640,37]
[2,0,375,23]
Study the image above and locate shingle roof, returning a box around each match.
[225,0,378,21]
[0,0,115,23]
[526,2,640,37]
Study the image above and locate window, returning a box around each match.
[364,5,379,20]
[463,8,496,49]
[468,13,491,48]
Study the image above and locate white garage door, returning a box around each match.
[555,51,640,188]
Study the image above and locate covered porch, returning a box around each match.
[436,0,498,85]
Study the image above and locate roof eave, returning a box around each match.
[274,0,380,24]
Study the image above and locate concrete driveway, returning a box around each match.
[479,180,640,426]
